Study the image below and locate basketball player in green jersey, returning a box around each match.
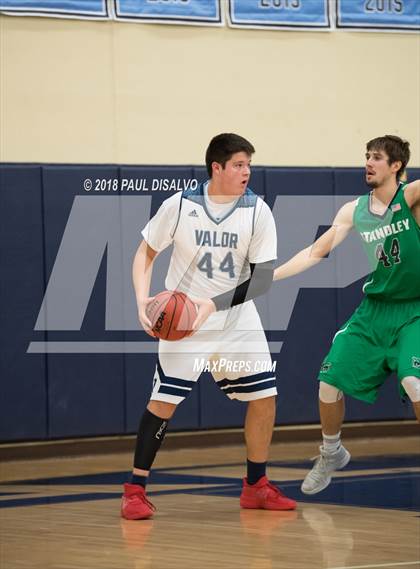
[273,135,420,494]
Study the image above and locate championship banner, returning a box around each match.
[336,0,420,31]
[228,0,331,30]
[0,0,109,18]
[114,0,223,26]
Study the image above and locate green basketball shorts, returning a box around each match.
[318,297,420,403]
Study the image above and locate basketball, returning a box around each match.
[146,291,197,341]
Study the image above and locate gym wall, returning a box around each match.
[1,163,418,441]
[0,15,419,166]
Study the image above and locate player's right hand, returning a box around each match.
[189,296,216,333]
[138,296,156,337]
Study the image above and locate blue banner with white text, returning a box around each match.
[228,0,331,29]
[0,0,108,17]
[114,0,223,25]
[336,0,420,31]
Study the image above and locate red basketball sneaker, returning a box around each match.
[121,483,156,520]
[240,476,297,511]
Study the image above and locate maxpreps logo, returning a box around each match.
[28,194,370,354]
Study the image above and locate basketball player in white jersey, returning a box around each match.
[121,133,296,519]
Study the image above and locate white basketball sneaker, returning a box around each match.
[301,445,351,495]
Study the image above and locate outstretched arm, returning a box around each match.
[404,179,420,218]
[404,179,420,204]
[273,200,356,281]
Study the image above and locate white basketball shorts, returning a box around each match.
[150,301,277,404]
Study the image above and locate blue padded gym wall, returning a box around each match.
[1,164,418,441]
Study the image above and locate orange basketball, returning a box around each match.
[146,291,197,341]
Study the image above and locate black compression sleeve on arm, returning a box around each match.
[212,260,274,311]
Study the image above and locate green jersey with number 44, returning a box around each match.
[354,182,420,301]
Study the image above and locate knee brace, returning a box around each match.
[319,381,343,403]
[401,376,420,403]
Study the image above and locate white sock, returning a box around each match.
[322,431,341,453]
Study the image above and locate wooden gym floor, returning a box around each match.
[0,436,419,569]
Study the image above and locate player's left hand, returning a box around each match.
[189,297,216,332]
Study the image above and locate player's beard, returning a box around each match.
[366,180,379,189]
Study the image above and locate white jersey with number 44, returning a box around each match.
[141,183,277,300]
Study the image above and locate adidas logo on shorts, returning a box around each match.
[188,209,199,218]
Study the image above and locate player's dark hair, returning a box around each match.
[366,135,410,180]
[205,133,255,178]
